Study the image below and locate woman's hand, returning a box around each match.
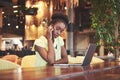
[45,25,55,64]
[46,25,53,40]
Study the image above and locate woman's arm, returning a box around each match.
[54,46,68,64]
[35,40,55,65]
[35,25,55,65]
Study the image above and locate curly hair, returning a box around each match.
[50,13,69,27]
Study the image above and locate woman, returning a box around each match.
[33,13,68,66]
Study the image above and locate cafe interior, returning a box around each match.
[0,0,120,80]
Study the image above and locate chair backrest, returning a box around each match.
[21,55,35,68]
[0,59,21,70]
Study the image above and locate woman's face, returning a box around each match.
[52,21,66,38]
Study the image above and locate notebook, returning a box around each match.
[54,43,97,66]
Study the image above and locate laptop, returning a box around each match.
[54,43,97,66]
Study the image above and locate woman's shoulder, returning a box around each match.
[36,36,46,41]
[34,36,47,43]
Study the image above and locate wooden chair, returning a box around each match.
[21,55,35,68]
[2,54,19,64]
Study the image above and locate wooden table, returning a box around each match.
[0,61,120,80]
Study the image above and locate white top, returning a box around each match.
[32,36,64,67]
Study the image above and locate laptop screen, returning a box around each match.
[81,44,96,66]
